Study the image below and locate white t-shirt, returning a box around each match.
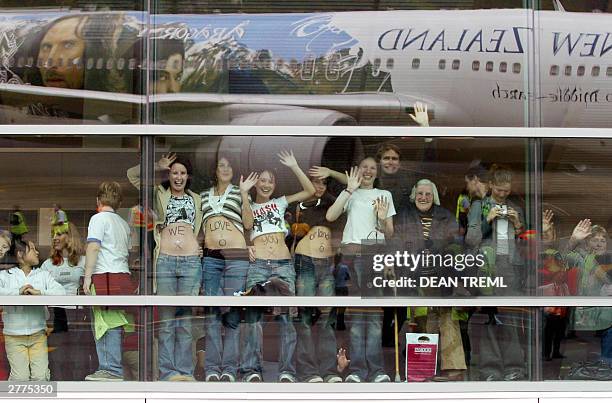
[250,197,288,241]
[40,256,85,296]
[87,211,131,274]
[341,188,396,245]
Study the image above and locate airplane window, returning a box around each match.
[486,61,494,72]
[452,59,460,70]
[26,56,34,68]
[117,58,126,70]
[577,66,585,77]
[412,58,420,69]
[96,58,104,70]
[17,57,24,68]
[592,66,600,76]
[438,59,446,70]
[513,63,521,74]
[564,65,572,76]
[128,58,137,70]
[550,65,559,76]
[386,58,394,69]
[374,58,381,69]
[499,62,507,73]
[472,61,480,71]
[106,59,115,70]
[607,66,612,76]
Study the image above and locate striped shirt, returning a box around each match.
[201,184,245,233]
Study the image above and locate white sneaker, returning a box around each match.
[306,375,324,383]
[278,372,297,383]
[220,373,236,382]
[85,370,123,381]
[373,374,391,383]
[244,373,262,382]
[205,373,220,382]
[325,375,343,383]
[344,374,361,383]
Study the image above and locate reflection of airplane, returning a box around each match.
[3,8,612,126]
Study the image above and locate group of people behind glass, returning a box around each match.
[126,142,533,383]
[0,182,135,382]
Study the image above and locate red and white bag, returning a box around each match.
[405,333,439,382]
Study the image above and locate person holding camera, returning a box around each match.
[464,164,526,382]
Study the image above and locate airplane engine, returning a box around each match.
[229,107,357,126]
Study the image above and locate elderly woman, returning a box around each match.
[395,179,466,381]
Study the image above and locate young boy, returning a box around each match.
[0,239,65,381]
[83,181,132,382]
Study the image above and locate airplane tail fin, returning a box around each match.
[553,0,566,11]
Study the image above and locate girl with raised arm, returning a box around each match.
[291,176,343,383]
[127,153,203,381]
[241,150,315,383]
[200,155,258,382]
[325,158,395,383]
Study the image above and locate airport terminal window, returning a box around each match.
[0,133,611,384]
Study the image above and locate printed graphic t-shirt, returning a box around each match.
[250,197,288,241]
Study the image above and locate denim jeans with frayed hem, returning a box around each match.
[602,326,612,365]
[202,256,248,377]
[156,254,201,380]
[241,259,296,379]
[95,326,123,377]
[294,254,339,380]
[344,254,385,381]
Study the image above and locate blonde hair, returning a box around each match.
[0,230,10,246]
[97,181,123,210]
[489,164,513,185]
[50,222,84,267]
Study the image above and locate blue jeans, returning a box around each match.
[242,259,296,379]
[202,255,248,377]
[94,325,123,377]
[344,253,385,381]
[602,327,612,365]
[294,254,338,380]
[156,254,201,380]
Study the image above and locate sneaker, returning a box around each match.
[503,371,525,381]
[205,373,220,382]
[324,375,343,383]
[344,374,361,383]
[85,370,123,381]
[220,373,236,382]
[244,373,262,382]
[278,372,297,383]
[306,375,324,383]
[373,374,391,383]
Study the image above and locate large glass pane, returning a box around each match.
[152,135,532,298]
[0,3,146,124]
[150,2,531,126]
[535,2,612,127]
[0,136,143,294]
[540,137,612,379]
[151,304,533,383]
[0,305,143,381]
